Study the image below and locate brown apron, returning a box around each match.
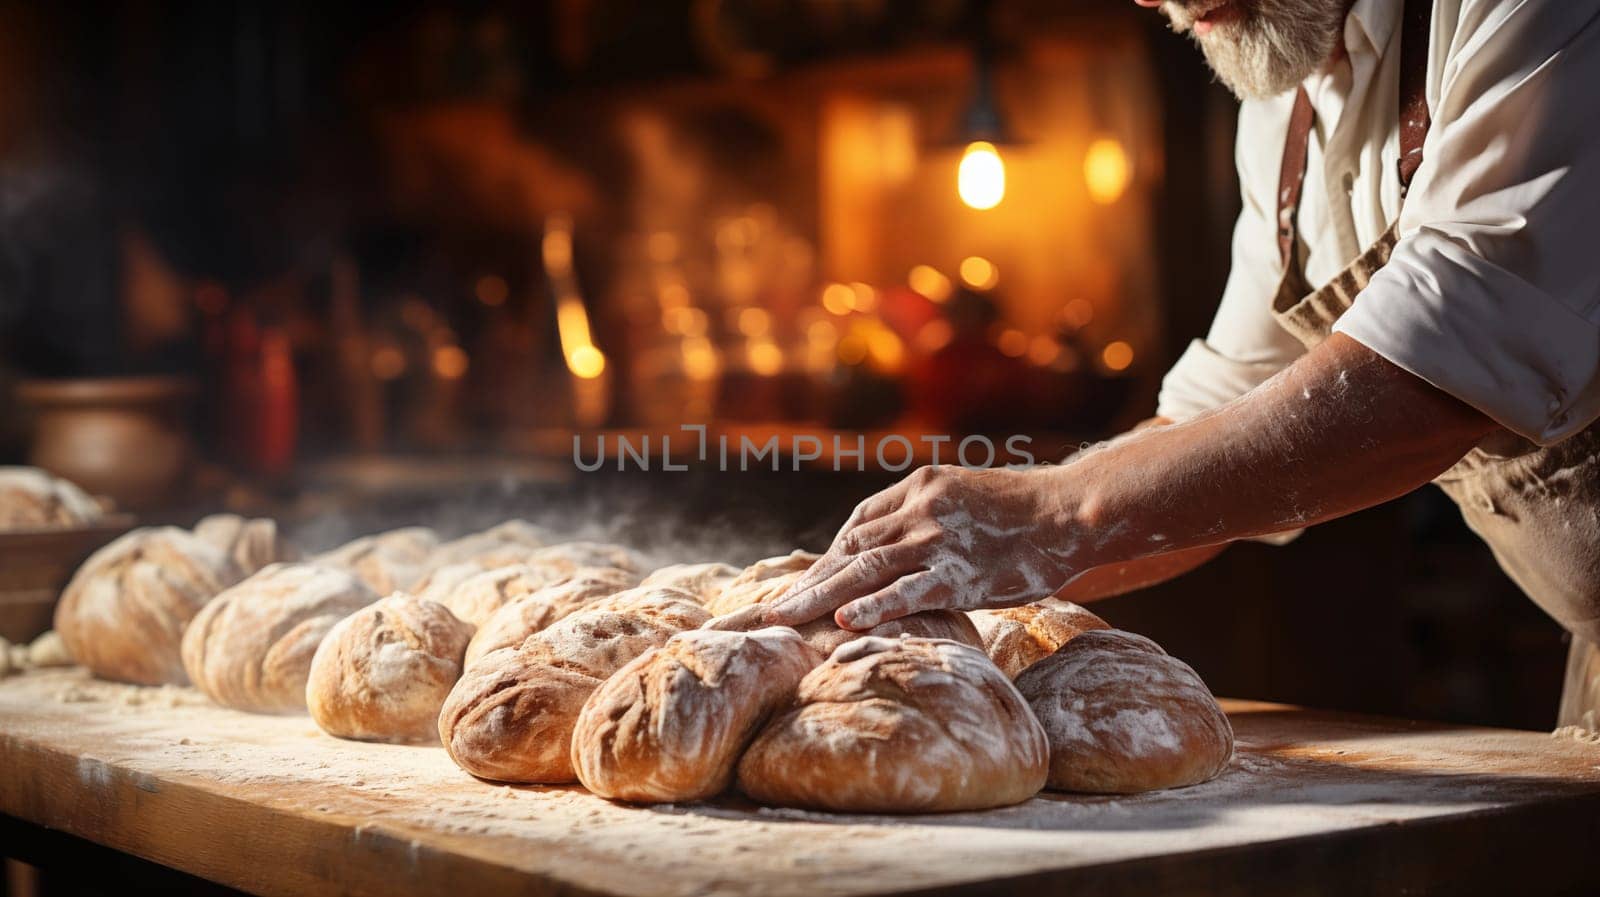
[1270,0,1600,729]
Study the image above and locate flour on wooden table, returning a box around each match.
[6,669,1600,897]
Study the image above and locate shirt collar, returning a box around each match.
[1347,0,1402,58]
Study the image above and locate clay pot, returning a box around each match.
[16,377,196,510]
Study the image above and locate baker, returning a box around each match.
[768,0,1600,729]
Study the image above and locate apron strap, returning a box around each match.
[1276,0,1433,271]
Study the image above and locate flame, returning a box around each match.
[545,214,608,381]
[958,141,1006,210]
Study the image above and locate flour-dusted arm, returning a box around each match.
[765,334,1494,630]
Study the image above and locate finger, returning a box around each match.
[835,571,952,630]
[764,540,927,627]
[783,514,910,598]
[701,604,770,632]
[843,475,918,530]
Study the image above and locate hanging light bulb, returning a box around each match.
[958,141,1006,210]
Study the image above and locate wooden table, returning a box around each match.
[3,667,1600,897]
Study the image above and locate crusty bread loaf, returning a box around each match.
[0,466,103,530]
[55,526,242,685]
[181,563,377,713]
[968,598,1111,678]
[315,526,439,595]
[639,562,740,605]
[444,563,624,630]
[193,514,301,576]
[306,593,473,743]
[438,588,709,783]
[1015,629,1233,794]
[708,600,983,656]
[526,540,647,575]
[427,519,552,569]
[571,627,821,803]
[462,568,640,666]
[737,636,1048,813]
[412,561,500,607]
[703,551,819,616]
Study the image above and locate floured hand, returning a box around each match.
[762,465,1081,630]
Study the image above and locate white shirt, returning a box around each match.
[1157,0,1600,446]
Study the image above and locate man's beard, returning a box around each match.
[1163,0,1347,99]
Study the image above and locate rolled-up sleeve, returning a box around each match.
[1158,95,1308,422]
[1333,0,1600,445]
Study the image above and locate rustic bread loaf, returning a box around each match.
[439,562,621,630]
[708,600,983,656]
[0,466,103,529]
[427,519,552,569]
[703,551,819,616]
[181,563,377,713]
[193,514,301,576]
[412,561,502,608]
[737,636,1048,813]
[23,630,73,668]
[968,598,1111,678]
[638,562,741,605]
[55,526,242,685]
[523,540,648,575]
[571,626,821,803]
[438,587,708,783]
[462,568,640,666]
[305,593,473,743]
[1015,629,1233,793]
[315,526,438,595]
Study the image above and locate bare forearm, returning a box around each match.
[1053,543,1228,603]
[1052,333,1496,568]
[761,335,1496,630]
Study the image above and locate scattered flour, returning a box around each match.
[4,669,1600,896]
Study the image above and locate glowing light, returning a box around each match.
[915,319,955,353]
[1084,138,1131,205]
[475,276,508,307]
[1061,298,1095,329]
[543,227,574,274]
[433,345,469,379]
[371,346,405,380]
[567,344,607,379]
[868,329,905,372]
[958,141,1006,210]
[663,306,707,336]
[658,281,689,308]
[821,283,854,316]
[400,297,433,330]
[908,265,953,303]
[848,282,877,312]
[747,340,784,376]
[1027,336,1061,367]
[996,329,1028,358]
[838,333,869,366]
[807,319,838,345]
[737,307,771,337]
[682,337,719,380]
[959,256,999,291]
[1102,340,1135,372]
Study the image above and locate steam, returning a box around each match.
[286,476,811,570]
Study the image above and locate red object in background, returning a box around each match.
[877,286,939,342]
[219,302,299,477]
[907,335,1031,433]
